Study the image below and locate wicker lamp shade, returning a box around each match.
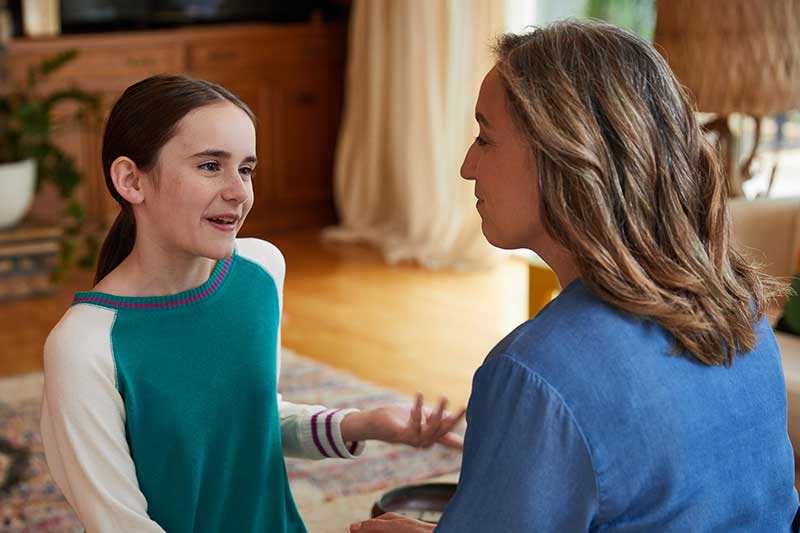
[654,0,800,116]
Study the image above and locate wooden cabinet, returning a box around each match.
[6,22,347,236]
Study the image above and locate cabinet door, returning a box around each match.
[7,43,183,89]
[269,70,343,209]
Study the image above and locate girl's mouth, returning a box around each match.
[206,217,238,232]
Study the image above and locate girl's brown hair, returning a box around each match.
[95,75,255,285]
[494,20,784,365]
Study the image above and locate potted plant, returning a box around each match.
[0,47,102,280]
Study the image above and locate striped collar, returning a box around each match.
[72,255,234,310]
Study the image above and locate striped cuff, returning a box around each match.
[304,408,365,460]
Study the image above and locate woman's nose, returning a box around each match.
[460,144,477,181]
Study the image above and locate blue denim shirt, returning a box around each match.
[437,280,798,532]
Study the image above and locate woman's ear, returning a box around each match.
[110,156,145,205]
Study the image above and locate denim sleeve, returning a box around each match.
[436,353,599,532]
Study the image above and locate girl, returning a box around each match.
[353,20,798,532]
[40,75,464,533]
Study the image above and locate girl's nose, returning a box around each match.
[222,172,249,203]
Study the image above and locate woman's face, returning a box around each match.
[461,67,543,250]
[138,101,256,260]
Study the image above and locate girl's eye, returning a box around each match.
[475,136,488,147]
[239,166,254,179]
[199,161,221,172]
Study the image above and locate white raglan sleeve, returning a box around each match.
[235,238,365,460]
[40,305,166,532]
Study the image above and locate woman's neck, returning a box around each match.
[530,238,581,289]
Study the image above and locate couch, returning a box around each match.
[729,197,800,452]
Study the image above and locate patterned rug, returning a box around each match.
[0,349,463,532]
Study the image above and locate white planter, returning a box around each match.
[0,159,37,229]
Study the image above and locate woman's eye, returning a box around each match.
[239,166,254,178]
[199,161,221,172]
[475,136,488,147]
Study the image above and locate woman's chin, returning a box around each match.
[481,224,511,250]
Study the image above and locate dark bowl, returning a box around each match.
[371,482,457,524]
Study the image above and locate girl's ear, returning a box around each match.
[110,156,146,205]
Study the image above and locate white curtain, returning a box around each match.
[324,0,519,270]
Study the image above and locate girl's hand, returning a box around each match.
[341,393,465,449]
[350,513,436,532]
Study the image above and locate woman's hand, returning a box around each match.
[350,513,436,532]
[341,393,465,449]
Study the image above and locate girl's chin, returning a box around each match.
[202,238,237,260]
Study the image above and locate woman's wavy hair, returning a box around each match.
[494,20,785,366]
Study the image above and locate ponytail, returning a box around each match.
[94,208,136,285]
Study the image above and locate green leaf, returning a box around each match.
[42,88,99,115]
[27,49,79,89]
[17,102,50,139]
[32,142,82,198]
[77,253,95,270]
[67,200,85,221]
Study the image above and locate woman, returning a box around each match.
[40,75,464,533]
[352,20,798,532]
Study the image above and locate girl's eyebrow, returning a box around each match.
[190,149,257,164]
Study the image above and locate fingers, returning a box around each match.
[448,406,467,426]
[441,406,466,435]
[409,392,424,443]
[350,513,409,531]
[406,393,466,449]
[432,406,466,447]
[437,431,465,449]
[418,397,447,448]
[351,519,387,531]
[377,513,405,521]
[435,397,447,422]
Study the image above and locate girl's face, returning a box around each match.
[460,67,543,251]
[138,102,256,260]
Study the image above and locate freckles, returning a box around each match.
[163,172,188,192]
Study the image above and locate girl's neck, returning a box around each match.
[94,242,217,298]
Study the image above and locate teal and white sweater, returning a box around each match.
[40,238,364,533]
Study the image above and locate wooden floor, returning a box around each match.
[0,230,529,409]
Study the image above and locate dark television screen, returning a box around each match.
[59,0,316,33]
